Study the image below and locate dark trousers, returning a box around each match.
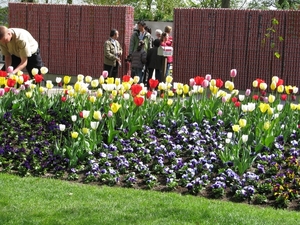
[104,64,119,79]
[1,48,44,78]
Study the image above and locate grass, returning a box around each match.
[0,173,299,225]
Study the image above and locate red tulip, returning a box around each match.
[4,87,10,92]
[7,78,16,87]
[234,101,241,107]
[252,95,259,101]
[61,96,67,102]
[215,79,224,88]
[79,111,83,118]
[231,97,238,103]
[277,79,284,87]
[131,84,143,96]
[122,75,131,82]
[146,90,152,99]
[149,78,159,89]
[0,71,7,77]
[133,96,144,106]
[22,74,30,83]
[292,95,297,101]
[281,94,287,101]
[194,76,205,85]
[34,74,44,83]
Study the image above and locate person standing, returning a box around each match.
[146,39,164,85]
[103,29,122,79]
[0,26,44,78]
[131,40,147,83]
[129,21,152,55]
[160,32,173,77]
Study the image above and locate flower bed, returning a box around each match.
[0,68,299,210]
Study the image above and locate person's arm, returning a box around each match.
[129,33,135,55]
[13,56,27,74]
[4,54,12,71]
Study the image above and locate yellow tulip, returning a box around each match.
[89,96,96,103]
[93,110,102,120]
[17,76,24,84]
[46,81,53,89]
[198,87,204,94]
[74,82,82,92]
[166,75,173,83]
[39,86,45,93]
[272,76,279,83]
[115,78,121,86]
[177,83,183,89]
[270,81,277,91]
[25,91,32,98]
[176,89,183,95]
[168,90,175,97]
[30,84,36,90]
[96,88,103,97]
[252,80,258,88]
[259,82,267,90]
[80,87,88,94]
[232,124,241,132]
[290,103,297,111]
[112,90,118,97]
[268,94,275,103]
[277,85,284,93]
[17,70,23,76]
[106,77,114,84]
[91,79,99,88]
[183,84,189,94]
[77,74,84,82]
[285,85,293,94]
[64,76,71,84]
[239,119,247,128]
[99,75,105,85]
[263,121,270,130]
[133,76,140,84]
[210,85,218,95]
[85,75,92,83]
[82,127,89,134]
[111,102,121,113]
[267,107,274,115]
[40,66,48,75]
[31,68,39,76]
[167,99,173,105]
[259,103,270,113]
[71,131,79,138]
[0,77,6,86]
[210,79,216,86]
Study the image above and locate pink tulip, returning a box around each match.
[217,110,223,116]
[7,66,13,73]
[245,89,251,96]
[205,74,211,81]
[230,69,237,78]
[0,88,5,96]
[102,70,109,78]
[107,110,113,118]
[202,79,209,88]
[189,78,195,86]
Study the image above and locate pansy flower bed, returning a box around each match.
[0,67,300,210]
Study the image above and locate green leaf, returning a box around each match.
[274,52,280,59]
[278,36,284,41]
[264,136,275,147]
[272,18,279,25]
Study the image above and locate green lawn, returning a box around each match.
[0,173,298,225]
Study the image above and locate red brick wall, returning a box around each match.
[8,3,134,78]
[173,8,300,90]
